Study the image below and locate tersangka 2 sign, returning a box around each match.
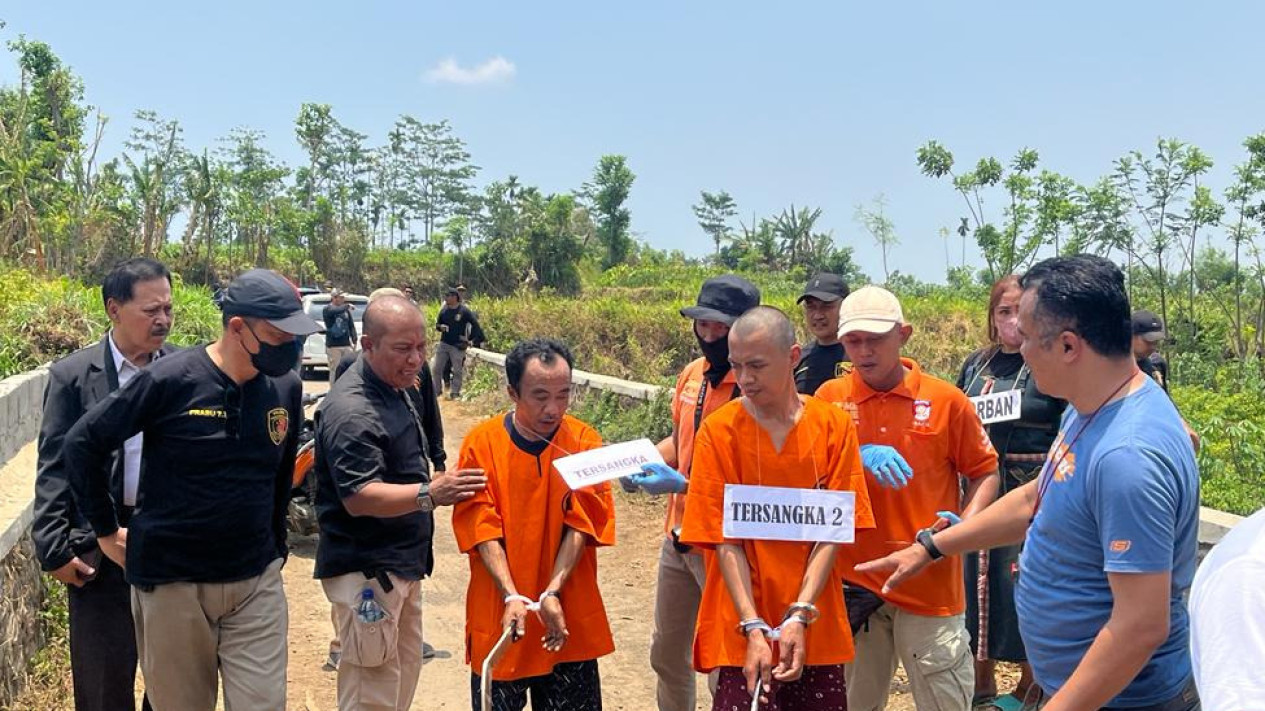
[552,438,664,490]
[722,484,857,543]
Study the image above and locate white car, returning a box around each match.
[300,293,368,378]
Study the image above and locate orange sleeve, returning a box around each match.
[452,430,504,553]
[678,421,731,549]
[671,367,688,425]
[830,410,875,530]
[947,390,1000,479]
[564,482,616,547]
[561,429,616,547]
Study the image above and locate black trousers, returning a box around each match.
[66,553,152,711]
[470,660,602,711]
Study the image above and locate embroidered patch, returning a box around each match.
[1110,540,1131,553]
[268,407,289,445]
[913,399,932,425]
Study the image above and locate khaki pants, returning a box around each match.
[845,604,973,711]
[322,572,424,711]
[327,345,351,384]
[431,342,466,397]
[131,557,287,711]
[650,537,709,711]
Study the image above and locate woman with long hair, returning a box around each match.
[957,275,1066,710]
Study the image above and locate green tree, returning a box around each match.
[587,155,635,269]
[692,190,738,256]
[123,109,186,257]
[1112,138,1213,327]
[393,117,478,244]
[854,194,898,283]
[917,141,1066,281]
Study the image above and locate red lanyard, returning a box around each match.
[1031,370,1139,518]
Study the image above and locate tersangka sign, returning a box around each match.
[722,484,856,543]
[553,438,664,490]
[970,390,1022,425]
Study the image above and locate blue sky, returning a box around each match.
[4,1,1265,281]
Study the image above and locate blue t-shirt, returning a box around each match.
[1016,378,1199,707]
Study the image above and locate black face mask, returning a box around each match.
[695,327,732,385]
[242,322,300,377]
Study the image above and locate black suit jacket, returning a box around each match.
[32,337,174,571]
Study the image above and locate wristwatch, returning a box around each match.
[915,528,944,561]
[416,483,435,513]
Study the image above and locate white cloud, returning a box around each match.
[424,56,516,86]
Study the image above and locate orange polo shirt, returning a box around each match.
[665,357,741,535]
[679,396,875,671]
[815,357,998,616]
[452,413,616,681]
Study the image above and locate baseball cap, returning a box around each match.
[221,269,323,336]
[1132,310,1166,342]
[680,275,761,325]
[838,285,905,336]
[797,272,850,304]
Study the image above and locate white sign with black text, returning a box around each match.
[553,438,664,490]
[722,484,856,543]
[971,389,1023,425]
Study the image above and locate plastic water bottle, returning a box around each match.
[357,588,385,623]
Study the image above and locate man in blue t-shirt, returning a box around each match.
[856,254,1200,711]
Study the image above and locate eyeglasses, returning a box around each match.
[224,383,241,440]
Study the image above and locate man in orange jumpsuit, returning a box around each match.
[453,338,616,710]
[621,275,761,711]
[816,286,1000,711]
[681,306,874,710]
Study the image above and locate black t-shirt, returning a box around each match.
[314,357,434,580]
[435,304,484,348]
[323,303,356,348]
[1139,353,1170,393]
[795,341,849,394]
[63,346,302,586]
[957,347,1066,491]
[335,350,447,470]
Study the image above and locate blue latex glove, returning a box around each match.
[935,510,961,527]
[626,463,688,495]
[859,445,914,489]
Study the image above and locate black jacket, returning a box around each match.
[32,337,175,572]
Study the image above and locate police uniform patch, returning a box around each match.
[268,407,289,445]
[913,399,932,425]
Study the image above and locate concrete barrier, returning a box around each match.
[0,367,48,708]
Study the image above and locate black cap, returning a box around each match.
[680,275,761,325]
[796,272,850,304]
[221,269,323,336]
[1131,310,1166,342]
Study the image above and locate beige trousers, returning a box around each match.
[650,537,710,711]
[322,572,424,711]
[845,604,973,711]
[327,345,351,384]
[131,557,287,711]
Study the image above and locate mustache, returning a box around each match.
[150,328,170,337]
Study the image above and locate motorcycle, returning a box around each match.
[287,391,324,536]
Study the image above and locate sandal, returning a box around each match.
[973,693,1026,711]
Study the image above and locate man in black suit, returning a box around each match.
[33,257,174,711]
